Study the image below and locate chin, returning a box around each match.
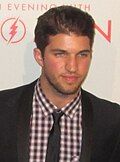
[56,87,80,95]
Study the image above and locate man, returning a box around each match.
[0,5,120,162]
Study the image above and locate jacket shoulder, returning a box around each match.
[82,89,120,110]
[0,80,37,104]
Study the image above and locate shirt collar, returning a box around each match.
[34,79,81,119]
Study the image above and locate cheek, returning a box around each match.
[78,60,91,73]
[44,59,64,73]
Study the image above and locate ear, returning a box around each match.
[34,48,44,67]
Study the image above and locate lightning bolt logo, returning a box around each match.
[8,17,19,44]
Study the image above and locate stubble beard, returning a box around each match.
[44,73,83,96]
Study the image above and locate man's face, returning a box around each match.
[35,33,92,96]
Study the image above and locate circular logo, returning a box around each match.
[1,17,26,44]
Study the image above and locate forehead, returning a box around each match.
[47,33,90,51]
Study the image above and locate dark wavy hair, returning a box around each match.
[34,5,95,56]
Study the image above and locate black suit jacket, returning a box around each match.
[0,80,120,162]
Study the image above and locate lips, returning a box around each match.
[62,75,79,83]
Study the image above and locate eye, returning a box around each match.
[78,51,90,57]
[54,52,66,57]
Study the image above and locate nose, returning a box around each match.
[65,56,78,73]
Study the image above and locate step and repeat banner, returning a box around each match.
[0,0,120,103]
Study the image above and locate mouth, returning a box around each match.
[62,75,79,83]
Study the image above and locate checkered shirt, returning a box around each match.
[29,80,82,162]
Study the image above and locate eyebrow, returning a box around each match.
[51,48,91,54]
[78,49,91,54]
[51,49,67,53]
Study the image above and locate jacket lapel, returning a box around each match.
[17,81,36,162]
[80,89,93,162]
